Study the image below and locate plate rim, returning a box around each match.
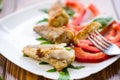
[0,0,119,79]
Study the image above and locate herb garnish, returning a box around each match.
[63,7,75,17]
[40,41,53,44]
[68,64,85,69]
[36,18,48,24]
[0,0,2,12]
[58,68,70,80]
[39,61,49,65]
[65,47,72,51]
[91,15,114,29]
[46,64,85,80]
[40,7,75,17]
[23,54,29,57]
[35,37,53,44]
[36,37,47,41]
[40,9,49,14]
[47,68,57,72]
[0,76,2,80]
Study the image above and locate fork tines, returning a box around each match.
[88,30,120,55]
[87,30,110,51]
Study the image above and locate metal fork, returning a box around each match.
[87,30,120,55]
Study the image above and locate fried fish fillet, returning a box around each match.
[34,22,101,44]
[74,22,101,44]
[34,25,74,44]
[48,1,69,27]
[22,44,75,71]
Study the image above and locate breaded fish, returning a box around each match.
[34,25,74,44]
[34,22,101,44]
[48,1,69,27]
[74,22,101,44]
[22,44,75,71]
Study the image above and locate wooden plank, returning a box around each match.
[4,61,50,80]
[0,0,17,79]
[4,58,120,80]
[5,61,39,80]
[0,55,7,79]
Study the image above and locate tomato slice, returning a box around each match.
[74,47,109,63]
[72,10,86,25]
[106,23,120,43]
[75,40,100,53]
[88,4,100,16]
[65,0,84,12]
[115,42,120,47]
[65,0,86,25]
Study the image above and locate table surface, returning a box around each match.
[0,0,120,80]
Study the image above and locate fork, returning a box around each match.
[87,30,120,55]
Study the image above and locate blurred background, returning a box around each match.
[0,0,120,19]
[0,0,42,18]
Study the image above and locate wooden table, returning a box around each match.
[0,0,120,80]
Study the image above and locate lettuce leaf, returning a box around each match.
[90,15,114,29]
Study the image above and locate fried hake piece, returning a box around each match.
[34,25,74,44]
[74,22,101,44]
[48,1,69,27]
[22,44,75,71]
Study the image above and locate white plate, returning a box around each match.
[0,0,119,79]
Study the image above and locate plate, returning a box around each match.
[0,0,119,79]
